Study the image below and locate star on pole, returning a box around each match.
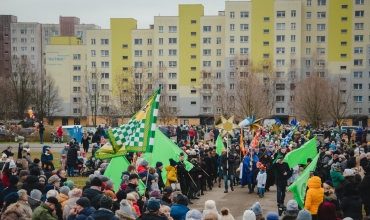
[215,116,240,137]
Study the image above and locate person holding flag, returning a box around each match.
[241,148,259,194]
[221,147,235,193]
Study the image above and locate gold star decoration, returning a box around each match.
[215,116,240,138]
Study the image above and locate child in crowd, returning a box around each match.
[61,154,67,170]
[257,165,267,198]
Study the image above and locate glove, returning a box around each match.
[262,184,265,187]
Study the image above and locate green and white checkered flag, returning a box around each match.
[107,88,161,153]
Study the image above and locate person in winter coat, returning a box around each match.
[250,202,264,220]
[86,196,119,220]
[81,177,103,210]
[28,190,42,211]
[115,199,136,220]
[60,145,69,163]
[317,201,341,220]
[41,147,54,172]
[259,151,274,191]
[1,189,32,220]
[271,157,292,207]
[66,197,96,220]
[22,171,44,195]
[58,186,69,210]
[63,188,82,220]
[202,200,221,220]
[137,198,168,220]
[221,147,235,193]
[304,176,324,218]
[0,175,19,208]
[66,144,79,177]
[170,194,190,220]
[282,200,299,220]
[32,196,59,220]
[358,165,370,216]
[341,182,362,220]
[241,149,259,194]
[165,159,178,186]
[81,132,91,153]
[155,162,165,191]
[256,165,267,198]
[323,180,343,218]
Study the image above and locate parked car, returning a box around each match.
[158,126,171,138]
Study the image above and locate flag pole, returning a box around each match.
[144,152,153,195]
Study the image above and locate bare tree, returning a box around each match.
[0,76,15,125]
[158,88,180,125]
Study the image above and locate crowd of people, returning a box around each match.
[0,124,369,220]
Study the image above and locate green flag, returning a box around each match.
[284,137,317,168]
[216,135,224,156]
[143,128,193,183]
[104,156,146,195]
[288,153,319,208]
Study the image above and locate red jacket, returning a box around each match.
[57,126,63,137]
[2,172,11,188]
[189,129,195,137]
[137,165,147,174]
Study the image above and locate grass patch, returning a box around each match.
[18,151,93,189]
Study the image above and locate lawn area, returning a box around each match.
[17,151,93,189]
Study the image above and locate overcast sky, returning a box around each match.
[1,0,249,29]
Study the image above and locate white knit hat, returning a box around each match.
[9,160,16,169]
[243,210,256,220]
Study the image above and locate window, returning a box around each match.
[191,43,196,48]
[342,17,348,21]
[101,39,109,44]
[230,24,235,31]
[317,60,325,66]
[342,5,348,8]
[191,55,196,59]
[276,108,285,113]
[341,41,347,46]
[168,96,177,102]
[306,72,311,77]
[91,62,96,67]
[318,72,325,78]
[354,84,362,90]
[73,108,81,114]
[306,24,311,31]
[307,12,311,18]
[355,23,364,30]
[318,0,326,6]
[21,38,27,43]
[276,35,285,42]
[203,38,211,44]
[101,84,109,90]
[240,36,248,42]
[73,87,81,92]
[341,54,347,58]
[191,20,196,24]
[354,47,363,54]
[340,66,346,70]
[291,23,296,30]
[135,62,143,67]
[240,24,249,30]
[12,38,16,43]
[276,72,285,78]
[354,71,363,78]
[147,73,152,79]
[355,0,364,4]
[277,11,285,17]
[203,26,211,32]
[263,54,269,58]
[306,36,311,42]
[203,61,211,67]
[122,56,128,60]
[230,48,234,54]
[354,59,363,66]
[291,35,296,42]
[12,47,17,52]
[317,24,325,30]
[147,62,152,67]
[216,37,221,44]
[229,60,235,66]
[101,95,110,102]
[276,96,285,101]
[73,76,81,82]
[91,39,96,45]
[190,32,196,36]
[21,47,27,51]
[52,30,58,36]
[276,47,285,54]
[20,29,26,34]
[159,50,163,56]
[217,50,221,56]
[230,36,234,43]
[230,12,235,18]
[73,65,81,71]
[240,48,248,54]
[73,54,81,60]
[134,39,142,44]
[291,47,296,53]
[191,67,196,71]
[101,73,109,78]
[291,10,296,17]
[101,62,109,68]
[306,60,311,66]
[355,35,363,42]
[159,26,163,33]
[73,97,81,103]
[216,72,221,78]
[30,38,34,43]
[169,73,177,79]
[169,61,177,67]
[264,17,270,21]
[169,49,177,56]
[263,41,269,46]
[217,26,222,32]
[277,23,285,30]
[159,38,163,44]
[341,29,347,34]
[276,60,285,66]
[317,12,326,18]
[169,26,177,33]
[169,84,177,90]
[355,11,364,17]
[354,96,363,102]
[122,44,128,48]
[101,50,109,57]
[317,36,325,42]
[317,48,325,54]
[133,50,142,57]
[203,49,211,56]
[148,50,152,56]
[263,29,269,34]
[230,84,235,89]
[353,108,362,114]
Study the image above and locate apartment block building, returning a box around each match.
[43,0,370,126]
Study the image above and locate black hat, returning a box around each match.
[128,174,139,180]
[156,162,163,168]
[179,152,184,157]
[169,158,177,166]
[324,180,333,187]
[30,168,40,176]
[99,196,113,209]
[177,194,189,206]
[9,175,19,185]
[364,165,370,174]
[47,196,60,207]
[76,197,90,208]
[33,158,40,164]
[4,192,19,204]
[90,177,103,187]
[163,186,173,195]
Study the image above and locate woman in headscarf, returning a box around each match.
[259,151,274,192]
[241,148,259,194]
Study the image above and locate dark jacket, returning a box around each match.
[39,124,45,134]
[124,183,139,195]
[170,204,189,220]
[67,145,79,166]
[28,196,41,211]
[156,167,165,190]
[22,175,44,195]
[271,161,292,186]
[92,133,101,143]
[160,196,171,207]
[281,210,299,220]
[137,212,168,220]
[67,206,96,220]
[82,188,103,210]
[221,153,235,175]
[0,185,18,208]
[203,154,214,174]
[86,208,119,220]
[341,195,363,220]
[82,182,91,192]
[358,173,370,204]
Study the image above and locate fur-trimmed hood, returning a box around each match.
[115,210,136,220]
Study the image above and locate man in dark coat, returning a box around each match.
[39,122,45,144]
[176,126,182,143]
[138,198,168,220]
[177,153,190,197]
[221,147,235,193]
[202,150,214,190]
[66,143,79,177]
[22,169,44,195]
[0,175,19,208]
[271,158,292,207]
[213,128,219,141]
[358,165,370,216]
[82,177,103,210]
[155,162,165,191]
[86,196,119,220]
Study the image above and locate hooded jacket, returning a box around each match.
[81,188,103,210]
[28,197,41,211]
[1,201,32,220]
[318,201,341,220]
[58,193,68,210]
[86,208,119,220]
[341,194,363,220]
[115,211,136,220]
[60,147,69,162]
[358,172,370,204]
[22,175,44,195]
[67,206,96,220]
[137,212,168,220]
[330,170,345,187]
[63,196,79,220]
[170,204,189,220]
[165,165,177,186]
[304,176,324,214]
[66,145,79,166]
